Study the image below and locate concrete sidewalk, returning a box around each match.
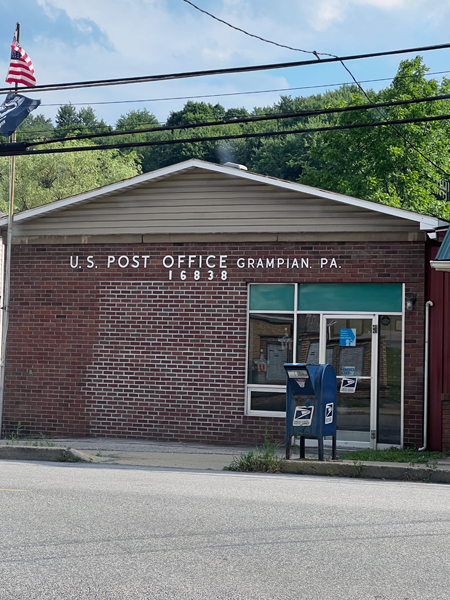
[1,437,449,483]
[0,437,249,471]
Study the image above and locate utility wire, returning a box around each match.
[37,69,450,109]
[182,0,450,176]
[3,113,450,157]
[12,92,450,148]
[337,60,450,175]
[2,43,450,95]
[181,0,333,59]
[16,70,450,141]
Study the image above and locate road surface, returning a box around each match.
[1,461,449,599]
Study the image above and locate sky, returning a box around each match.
[1,0,450,127]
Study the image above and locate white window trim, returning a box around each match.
[245,285,404,428]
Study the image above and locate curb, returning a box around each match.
[1,445,449,483]
[0,445,85,462]
[280,459,450,483]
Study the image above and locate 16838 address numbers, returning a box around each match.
[168,270,228,281]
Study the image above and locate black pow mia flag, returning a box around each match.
[0,93,41,138]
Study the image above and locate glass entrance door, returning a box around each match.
[320,315,376,447]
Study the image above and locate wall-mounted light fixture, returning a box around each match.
[405,293,417,311]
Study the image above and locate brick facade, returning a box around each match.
[2,239,426,446]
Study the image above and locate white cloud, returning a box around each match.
[301,0,409,32]
[22,0,450,126]
[355,0,406,6]
[35,0,61,20]
[307,0,346,32]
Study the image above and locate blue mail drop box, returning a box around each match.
[284,363,337,461]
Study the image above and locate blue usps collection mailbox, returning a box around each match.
[284,363,337,461]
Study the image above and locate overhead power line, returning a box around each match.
[12,91,450,148]
[1,43,450,95]
[3,113,450,157]
[17,70,450,141]
[37,70,450,109]
[335,60,449,175]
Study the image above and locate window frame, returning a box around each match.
[245,283,404,426]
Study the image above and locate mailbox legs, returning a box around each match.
[318,437,324,461]
[332,435,337,460]
[299,436,305,459]
[287,435,337,461]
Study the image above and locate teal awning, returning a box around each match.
[435,228,450,261]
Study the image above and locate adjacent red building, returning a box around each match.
[428,232,450,450]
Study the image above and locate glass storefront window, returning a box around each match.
[297,314,320,364]
[248,314,294,385]
[336,380,371,440]
[247,285,403,446]
[325,318,372,377]
[377,315,402,445]
[325,317,373,442]
[249,390,286,412]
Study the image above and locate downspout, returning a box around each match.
[419,300,434,451]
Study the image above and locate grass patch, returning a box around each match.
[341,447,450,465]
[56,449,85,463]
[225,426,283,473]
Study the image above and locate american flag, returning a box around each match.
[5,33,36,87]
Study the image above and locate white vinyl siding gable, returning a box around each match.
[10,169,425,237]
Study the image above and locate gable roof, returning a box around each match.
[0,159,445,237]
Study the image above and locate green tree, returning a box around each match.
[55,103,79,128]
[156,101,249,168]
[54,104,109,138]
[299,58,450,218]
[0,139,140,213]
[16,113,54,143]
[114,109,165,173]
[166,101,226,126]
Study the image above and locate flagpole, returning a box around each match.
[0,22,20,439]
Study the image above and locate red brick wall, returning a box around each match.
[2,240,426,446]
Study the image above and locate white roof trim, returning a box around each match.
[0,158,446,230]
[430,260,450,271]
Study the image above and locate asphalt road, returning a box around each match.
[1,461,449,600]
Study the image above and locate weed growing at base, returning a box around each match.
[56,449,85,463]
[4,424,55,447]
[225,425,283,473]
[6,422,23,443]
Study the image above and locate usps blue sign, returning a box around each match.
[293,406,314,426]
[340,377,357,393]
[340,328,356,347]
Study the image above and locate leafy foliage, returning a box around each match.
[299,58,450,219]
[16,113,54,143]
[54,103,109,137]
[114,109,164,173]
[0,139,140,213]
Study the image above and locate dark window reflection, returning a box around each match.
[248,314,294,385]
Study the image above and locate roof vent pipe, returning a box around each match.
[223,162,248,171]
